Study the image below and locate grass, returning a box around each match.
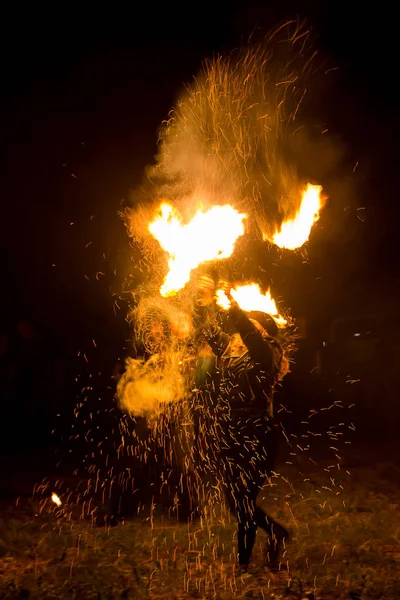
[1,445,400,600]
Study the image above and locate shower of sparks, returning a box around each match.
[149,203,246,297]
[34,24,355,598]
[216,284,287,326]
[270,184,325,249]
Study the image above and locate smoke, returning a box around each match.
[118,20,336,416]
[116,289,201,416]
[145,21,328,240]
[117,353,188,417]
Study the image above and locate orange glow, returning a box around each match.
[170,312,193,340]
[149,203,246,297]
[271,183,324,249]
[216,283,287,326]
[51,492,62,507]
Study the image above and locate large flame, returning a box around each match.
[216,283,287,326]
[271,183,324,250]
[149,203,246,297]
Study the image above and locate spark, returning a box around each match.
[51,492,62,507]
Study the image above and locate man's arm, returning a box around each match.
[196,275,231,357]
[202,320,231,357]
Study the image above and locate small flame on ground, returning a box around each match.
[51,492,62,507]
[149,203,246,297]
[216,283,287,326]
[271,183,325,250]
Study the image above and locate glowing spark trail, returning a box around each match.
[51,493,62,507]
[149,203,246,297]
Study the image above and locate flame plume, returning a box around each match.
[147,22,325,241]
[149,203,246,297]
[270,184,325,249]
[216,283,287,326]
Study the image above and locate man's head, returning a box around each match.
[146,316,171,353]
[135,294,194,355]
[248,311,279,338]
[249,313,290,380]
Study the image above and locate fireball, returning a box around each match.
[216,283,287,326]
[270,184,325,250]
[149,203,246,297]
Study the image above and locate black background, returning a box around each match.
[1,0,399,354]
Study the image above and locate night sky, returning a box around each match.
[2,1,399,352]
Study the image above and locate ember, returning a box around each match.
[51,492,62,507]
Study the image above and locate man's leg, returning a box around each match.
[253,505,289,569]
[236,485,289,568]
[223,477,259,568]
[237,507,258,567]
[221,421,287,568]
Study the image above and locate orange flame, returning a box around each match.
[271,183,325,250]
[51,492,62,507]
[216,283,287,326]
[149,203,246,297]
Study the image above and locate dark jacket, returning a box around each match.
[202,303,282,419]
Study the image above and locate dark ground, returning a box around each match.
[1,348,399,598]
[1,419,399,600]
